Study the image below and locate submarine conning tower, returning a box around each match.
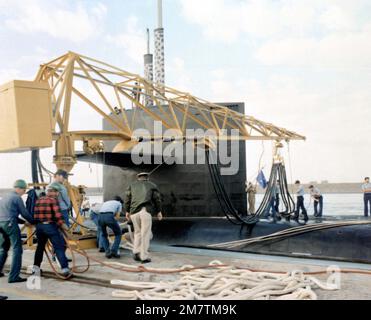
[102,103,247,217]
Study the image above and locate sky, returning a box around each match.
[0,0,370,187]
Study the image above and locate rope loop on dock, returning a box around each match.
[110,261,338,300]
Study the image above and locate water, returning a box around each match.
[87,193,366,217]
[256,193,364,216]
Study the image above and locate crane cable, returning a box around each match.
[287,141,294,194]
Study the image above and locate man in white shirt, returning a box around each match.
[309,185,323,218]
[293,180,308,223]
[98,197,123,259]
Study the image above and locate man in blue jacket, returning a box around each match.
[51,170,71,227]
[0,180,34,283]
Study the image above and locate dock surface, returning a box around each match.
[1,245,371,300]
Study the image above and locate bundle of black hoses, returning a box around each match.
[206,150,258,226]
[206,150,296,226]
[31,149,44,184]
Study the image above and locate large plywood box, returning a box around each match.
[0,80,52,152]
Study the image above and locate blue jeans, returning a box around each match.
[0,221,23,282]
[294,196,308,221]
[98,214,122,255]
[265,197,277,220]
[364,194,371,217]
[314,196,324,217]
[34,224,68,269]
[61,209,70,227]
[90,211,104,249]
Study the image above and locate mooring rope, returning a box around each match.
[110,260,336,300]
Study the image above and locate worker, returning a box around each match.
[125,172,163,264]
[0,180,34,283]
[245,181,256,214]
[293,180,308,223]
[362,177,371,217]
[51,169,71,227]
[264,188,278,223]
[89,203,104,252]
[309,185,323,218]
[31,183,71,278]
[98,196,123,259]
[81,195,90,217]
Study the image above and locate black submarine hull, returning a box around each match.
[151,217,371,264]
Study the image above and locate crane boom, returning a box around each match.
[30,51,305,171]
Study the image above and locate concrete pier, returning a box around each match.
[1,245,371,300]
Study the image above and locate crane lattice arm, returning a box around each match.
[33,51,305,171]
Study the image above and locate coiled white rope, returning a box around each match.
[111,261,337,300]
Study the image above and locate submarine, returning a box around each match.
[76,103,371,265]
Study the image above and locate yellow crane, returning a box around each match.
[0,51,305,247]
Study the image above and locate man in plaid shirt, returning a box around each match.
[32,183,71,277]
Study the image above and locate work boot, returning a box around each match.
[0,272,4,278]
[98,248,105,253]
[31,266,42,277]
[111,253,121,259]
[61,268,72,278]
[0,295,7,300]
[8,277,27,284]
[141,259,152,264]
[133,253,141,262]
[105,251,112,259]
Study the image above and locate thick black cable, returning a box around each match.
[206,150,258,225]
[31,149,39,184]
[206,151,242,225]
[206,148,297,226]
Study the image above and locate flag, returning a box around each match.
[257,170,267,189]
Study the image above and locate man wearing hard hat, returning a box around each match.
[0,180,34,283]
[31,183,71,277]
